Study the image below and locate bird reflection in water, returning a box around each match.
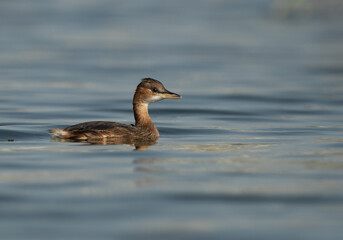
[133,158,174,172]
[51,137,157,150]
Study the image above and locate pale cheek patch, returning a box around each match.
[145,95,163,103]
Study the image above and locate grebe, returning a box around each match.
[49,78,181,142]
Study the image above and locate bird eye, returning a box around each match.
[152,87,158,93]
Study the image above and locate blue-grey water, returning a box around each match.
[1,0,343,239]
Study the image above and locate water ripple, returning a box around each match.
[164,193,343,204]
[214,94,312,104]
[151,108,259,116]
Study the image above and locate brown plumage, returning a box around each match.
[49,78,181,142]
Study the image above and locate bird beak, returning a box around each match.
[161,90,182,99]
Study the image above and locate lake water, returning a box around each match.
[1,0,343,239]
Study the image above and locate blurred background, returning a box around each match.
[1,1,343,240]
[1,0,342,94]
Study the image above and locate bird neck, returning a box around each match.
[133,102,150,125]
[133,101,158,135]
[132,87,160,138]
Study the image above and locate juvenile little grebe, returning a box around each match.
[49,78,181,141]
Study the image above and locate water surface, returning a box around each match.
[1,0,343,239]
